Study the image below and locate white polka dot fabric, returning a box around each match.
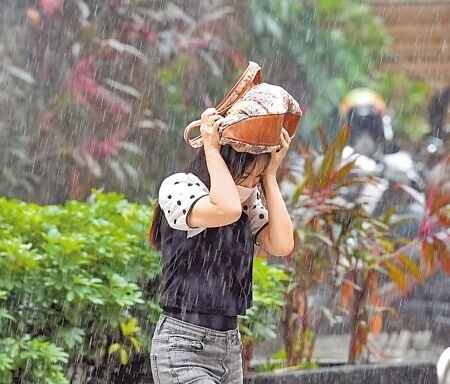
[159,172,269,240]
[159,173,209,237]
[241,187,269,238]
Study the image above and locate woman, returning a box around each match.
[149,107,294,384]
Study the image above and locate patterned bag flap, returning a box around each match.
[218,83,302,154]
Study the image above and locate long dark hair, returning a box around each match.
[149,145,270,249]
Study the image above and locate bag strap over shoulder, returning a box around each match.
[184,61,262,149]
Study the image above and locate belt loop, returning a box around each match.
[226,330,232,343]
[155,314,166,335]
[205,328,211,341]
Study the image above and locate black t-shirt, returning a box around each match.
[157,172,269,316]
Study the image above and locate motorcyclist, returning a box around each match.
[340,88,424,237]
[340,87,394,158]
[280,88,424,228]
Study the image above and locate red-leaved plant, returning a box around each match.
[282,126,449,366]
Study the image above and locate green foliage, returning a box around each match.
[0,336,69,384]
[244,0,429,142]
[0,1,430,203]
[245,0,390,135]
[0,192,162,383]
[369,72,431,140]
[239,257,289,344]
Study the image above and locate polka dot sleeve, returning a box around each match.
[158,173,209,232]
[242,187,269,242]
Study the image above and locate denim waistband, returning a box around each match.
[156,314,240,344]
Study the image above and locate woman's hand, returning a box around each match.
[200,108,223,152]
[264,128,291,178]
[190,110,241,228]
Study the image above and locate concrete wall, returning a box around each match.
[244,362,437,384]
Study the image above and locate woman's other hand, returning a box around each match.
[200,108,223,152]
[257,128,294,256]
[264,128,291,178]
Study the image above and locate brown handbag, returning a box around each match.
[183,61,302,154]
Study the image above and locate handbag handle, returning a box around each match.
[183,120,203,148]
[215,62,261,115]
[183,61,262,148]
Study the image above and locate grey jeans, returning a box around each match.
[150,314,244,384]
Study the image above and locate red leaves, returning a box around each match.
[66,57,131,116]
[422,237,450,276]
[39,0,64,16]
[427,183,450,216]
[347,271,383,363]
[317,135,342,189]
[296,124,365,202]
[137,26,158,45]
[66,58,133,168]
[350,323,368,361]
[437,241,450,274]
[421,240,436,276]
[86,125,129,158]
[368,271,382,336]
[370,311,383,336]
[119,22,158,46]
[417,157,450,275]
[288,125,448,365]
[340,279,354,309]
[229,49,246,67]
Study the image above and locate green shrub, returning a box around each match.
[239,257,288,344]
[0,191,162,383]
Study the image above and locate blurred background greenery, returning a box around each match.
[0,0,434,204]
